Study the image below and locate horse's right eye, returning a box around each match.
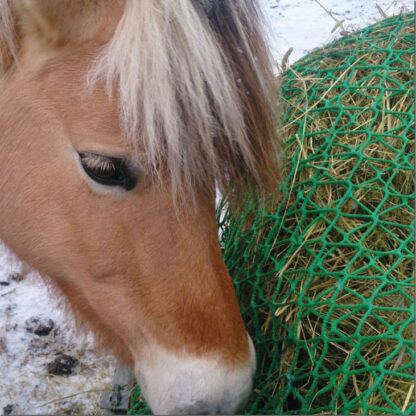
[79,152,137,191]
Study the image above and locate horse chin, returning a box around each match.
[134,336,256,415]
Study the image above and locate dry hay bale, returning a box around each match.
[218,12,414,415]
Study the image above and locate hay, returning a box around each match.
[219,13,414,415]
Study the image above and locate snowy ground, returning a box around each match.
[261,0,413,67]
[0,1,413,415]
[0,250,114,415]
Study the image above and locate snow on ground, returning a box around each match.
[0,247,114,415]
[261,0,414,66]
[0,1,414,415]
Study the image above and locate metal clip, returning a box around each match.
[100,364,133,415]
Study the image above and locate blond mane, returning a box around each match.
[0,0,281,199]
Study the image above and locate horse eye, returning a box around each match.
[79,152,137,191]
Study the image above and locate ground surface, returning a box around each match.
[0,1,413,415]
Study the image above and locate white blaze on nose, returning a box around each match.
[135,337,256,415]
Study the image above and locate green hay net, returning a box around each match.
[129,13,414,415]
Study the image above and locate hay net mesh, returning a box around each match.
[129,13,414,415]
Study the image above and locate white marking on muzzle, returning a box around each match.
[134,336,256,415]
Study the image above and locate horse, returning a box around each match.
[0,0,280,414]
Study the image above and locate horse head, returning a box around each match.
[0,0,280,413]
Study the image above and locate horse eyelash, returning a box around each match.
[80,154,117,173]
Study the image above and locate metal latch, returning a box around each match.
[101,364,134,415]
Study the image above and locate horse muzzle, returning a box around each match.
[134,336,256,415]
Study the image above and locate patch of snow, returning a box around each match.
[0,245,114,415]
[260,0,414,66]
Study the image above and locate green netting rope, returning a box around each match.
[129,13,414,415]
